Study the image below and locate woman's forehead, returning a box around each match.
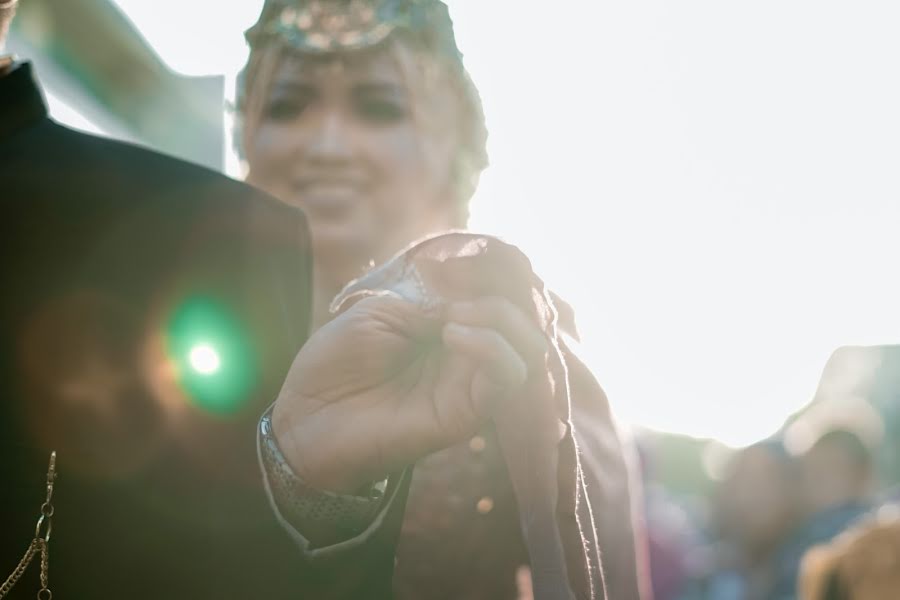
[274,45,405,84]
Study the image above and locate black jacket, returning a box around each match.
[0,62,313,598]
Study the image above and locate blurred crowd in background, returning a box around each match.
[639,345,900,600]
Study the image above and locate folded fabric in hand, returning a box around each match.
[332,232,642,600]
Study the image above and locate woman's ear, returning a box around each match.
[799,545,842,600]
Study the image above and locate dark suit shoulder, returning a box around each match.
[1,118,301,225]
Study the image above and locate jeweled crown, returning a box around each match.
[245,0,461,62]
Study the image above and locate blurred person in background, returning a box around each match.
[767,429,877,599]
[1,1,315,597]
[798,506,900,600]
[237,0,648,598]
[802,429,875,529]
[699,440,801,600]
[636,442,698,600]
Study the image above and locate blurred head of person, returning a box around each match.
[237,0,488,318]
[0,0,17,49]
[799,507,900,600]
[801,429,875,518]
[714,440,801,560]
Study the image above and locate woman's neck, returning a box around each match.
[310,256,371,331]
[309,219,458,331]
[311,270,341,332]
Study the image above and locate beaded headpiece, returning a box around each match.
[245,0,462,63]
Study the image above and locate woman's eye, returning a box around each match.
[264,98,309,121]
[357,98,407,123]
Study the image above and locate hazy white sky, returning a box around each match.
[101,0,900,446]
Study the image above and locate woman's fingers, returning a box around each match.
[442,322,528,391]
[351,294,442,340]
[445,297,548,370]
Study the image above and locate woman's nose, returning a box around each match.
[306,111,354,164]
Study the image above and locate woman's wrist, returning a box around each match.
[259,407,390,547]
[271,398,391,494]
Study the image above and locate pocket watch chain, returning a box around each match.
[1,451,56,599]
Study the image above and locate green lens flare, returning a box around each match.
[188,343,221,375]
[165,297,257,414]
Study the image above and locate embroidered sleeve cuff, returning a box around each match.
[258,405,407,558]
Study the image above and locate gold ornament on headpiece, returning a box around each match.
[256,0,398,53]
[246,0,462,63]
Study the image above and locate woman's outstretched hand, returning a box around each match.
[272,294,548,494]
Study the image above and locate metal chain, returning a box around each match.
[37,539,51,600]
[0,539,40,597]
[0,452,56,600]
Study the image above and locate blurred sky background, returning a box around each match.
[37,0,900,447]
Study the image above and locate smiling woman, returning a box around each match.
[243,48,465,272]
[238,6,487,329]
[233,2,650,598]
[107,0,900,447]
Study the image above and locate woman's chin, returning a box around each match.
[311,226,377,268]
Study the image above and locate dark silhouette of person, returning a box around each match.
[0,5,315,597]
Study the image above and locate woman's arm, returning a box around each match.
[258,406,413,598]
[264,233,648,599]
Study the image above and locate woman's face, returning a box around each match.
[245,44,459,275]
